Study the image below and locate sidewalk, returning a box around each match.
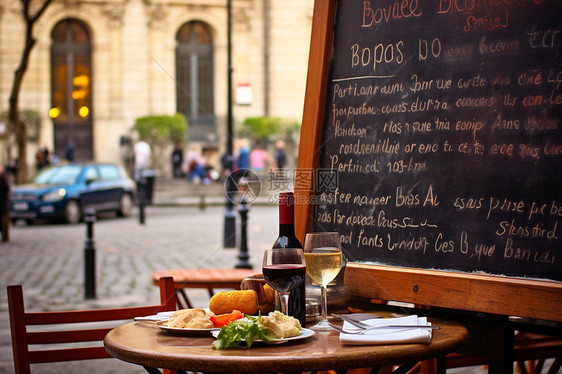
[151,175,286,207]
[151,177,231,206]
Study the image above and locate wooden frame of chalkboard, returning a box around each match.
[295,0,562,323]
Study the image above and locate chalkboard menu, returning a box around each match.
[312,0,562,282]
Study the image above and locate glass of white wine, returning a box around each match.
[304,232,343,331]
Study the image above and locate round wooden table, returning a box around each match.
[104,318,468,373]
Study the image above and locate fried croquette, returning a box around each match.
[263,283,275,304]
[209,290,259,315]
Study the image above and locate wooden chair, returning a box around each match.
[440,333,562,374]
[8,276,177,374]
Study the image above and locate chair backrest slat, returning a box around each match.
[27,328,112,344]
[28,346,111,364]
[25,304,168,325]
[7,277,177,373]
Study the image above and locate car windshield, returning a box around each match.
[34,165,82,185]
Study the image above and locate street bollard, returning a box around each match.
[235,199,252,269]
[84,208,97,299]
[138,175,146,225]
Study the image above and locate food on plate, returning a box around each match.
[159,308,245,330]
[258,284,275,313]
[263,283,275,303]
[163,308,214,329]
[209,290,259,315]
[258,302,275,314]
[212,314,276,349]
[240,275,275,314]
[209,310,245,327]
[258,310,302,339]
[211,311,303,349]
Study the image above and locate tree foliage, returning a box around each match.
[131,113,188,172]
[240,116,300,141]
[132,113,188,149]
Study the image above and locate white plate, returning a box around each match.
[212,327,315,344]
[156,320,220,334]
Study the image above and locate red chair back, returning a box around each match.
[8,276,177,374]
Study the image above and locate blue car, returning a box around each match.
[10,163,136,224]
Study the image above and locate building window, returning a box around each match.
[51,19,91,125]
[50,18,93,159]
[176,21,215,140]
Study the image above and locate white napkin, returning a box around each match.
[339,315,433,345]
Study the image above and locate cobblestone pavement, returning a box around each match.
[0,198,278,373]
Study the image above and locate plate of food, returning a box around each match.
[154,286,273,336]
[211,310,316,349]
[150,287,311,345]
[154,307,250,335]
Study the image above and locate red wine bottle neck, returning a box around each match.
[278,223,297,238]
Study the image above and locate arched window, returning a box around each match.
[50,18,92,160]
[176,21,215,141]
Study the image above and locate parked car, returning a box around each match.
[10,163,136,224]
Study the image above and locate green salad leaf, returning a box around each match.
[211,314,277,349]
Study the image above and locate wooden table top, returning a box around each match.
[104,317,468,373]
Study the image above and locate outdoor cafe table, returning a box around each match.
[104,317,468,373]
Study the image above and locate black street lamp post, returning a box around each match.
[223,0,236,248]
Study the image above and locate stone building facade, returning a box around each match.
[0,0,313,177]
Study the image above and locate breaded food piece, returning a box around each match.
[165,308,213,329]
[209,290,258,315]
[259,310,302,339]
[263,283,275,304]
[258,302,275,314]
[258,284,275,314]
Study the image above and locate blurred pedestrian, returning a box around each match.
[185,145,207,184]
[0,165,10,243]
[65,140,75,162]
[275,140,287,170]
[237,143,250,171]
[43,147,51,166]
[35,149,47,171]
[220,152,233,180]
[250,143,269,172]
[6,159,18,179]
[134,139,152,180]
[171,141,184,178]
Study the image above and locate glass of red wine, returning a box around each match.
[262,248,306,317]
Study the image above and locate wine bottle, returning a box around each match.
[272,192,306,326]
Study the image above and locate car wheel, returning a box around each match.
[118,193,133,217]
[64,200,82,224]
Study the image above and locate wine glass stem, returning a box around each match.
[320,284,328,322]
[279,292,290,315]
